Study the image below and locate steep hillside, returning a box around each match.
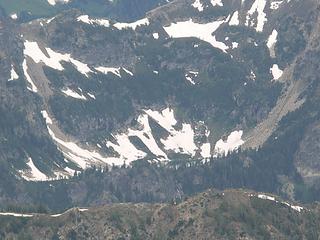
[2,0,320,208]
[0,189,319,240]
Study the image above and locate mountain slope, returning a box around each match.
[1,189,319,240]
[2,0,320,206]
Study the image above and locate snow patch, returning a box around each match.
[0,212,33,217]
[232,42,239,49]
[47,0,70,6]
[77,15,110,27]
[145,108,198,156]
[246,0,268,32]
[10,13,17,20]
[200,143,211,158]
[270,0,283,9]
[62,88,87,100]
[153,33,159,39]
[211,0,223,6]
[19,157,47,181]
[88,93,96,99]
[270,64,283,80]
[22,59,38,92]
[192,0,204,12]
[229,11,239,26]
[214,130,244,156]
[114,18,149,30]
[164,18,229,52]
[24,41,92,77]
[257,194,276,201]
[267,29,278,57]
[95,66,121,77]
[8,65,19,81]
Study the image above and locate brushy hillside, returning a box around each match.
[1,189,319,240]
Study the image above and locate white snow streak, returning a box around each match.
[95,66,121,77]
[62,88,87,100]
[22,59,38,92]
[114,18,149,30]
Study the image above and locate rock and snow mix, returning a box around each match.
[246,0,268,32]
[185,71,198,85]
[214,130,244,156]
[23,41,92,77]
[77,15,110,27]
[164,18,229,52]
[270,64,283,80]
[41,111,119,169]
[19,157,48,181]
[107,114,168,162]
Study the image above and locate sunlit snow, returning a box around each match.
[246,0,267,32]
[8,65,19,81]
[95,66,121,77]
[267,29,278,57]
[19,157,47,181]
[24,41,92,77]
[153,33,159,39]
[270,64,283,80]
[22,59,38,92]
[77,15,110,27]
[192,0,204,11]
[47,0,70,6]
[114,18,149,30]
[214,130,244,156]
[62,88,87,100]
[211,0,223,6]
[229,11,239,26]
[146,108,198,156]
[164,18,229,52]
